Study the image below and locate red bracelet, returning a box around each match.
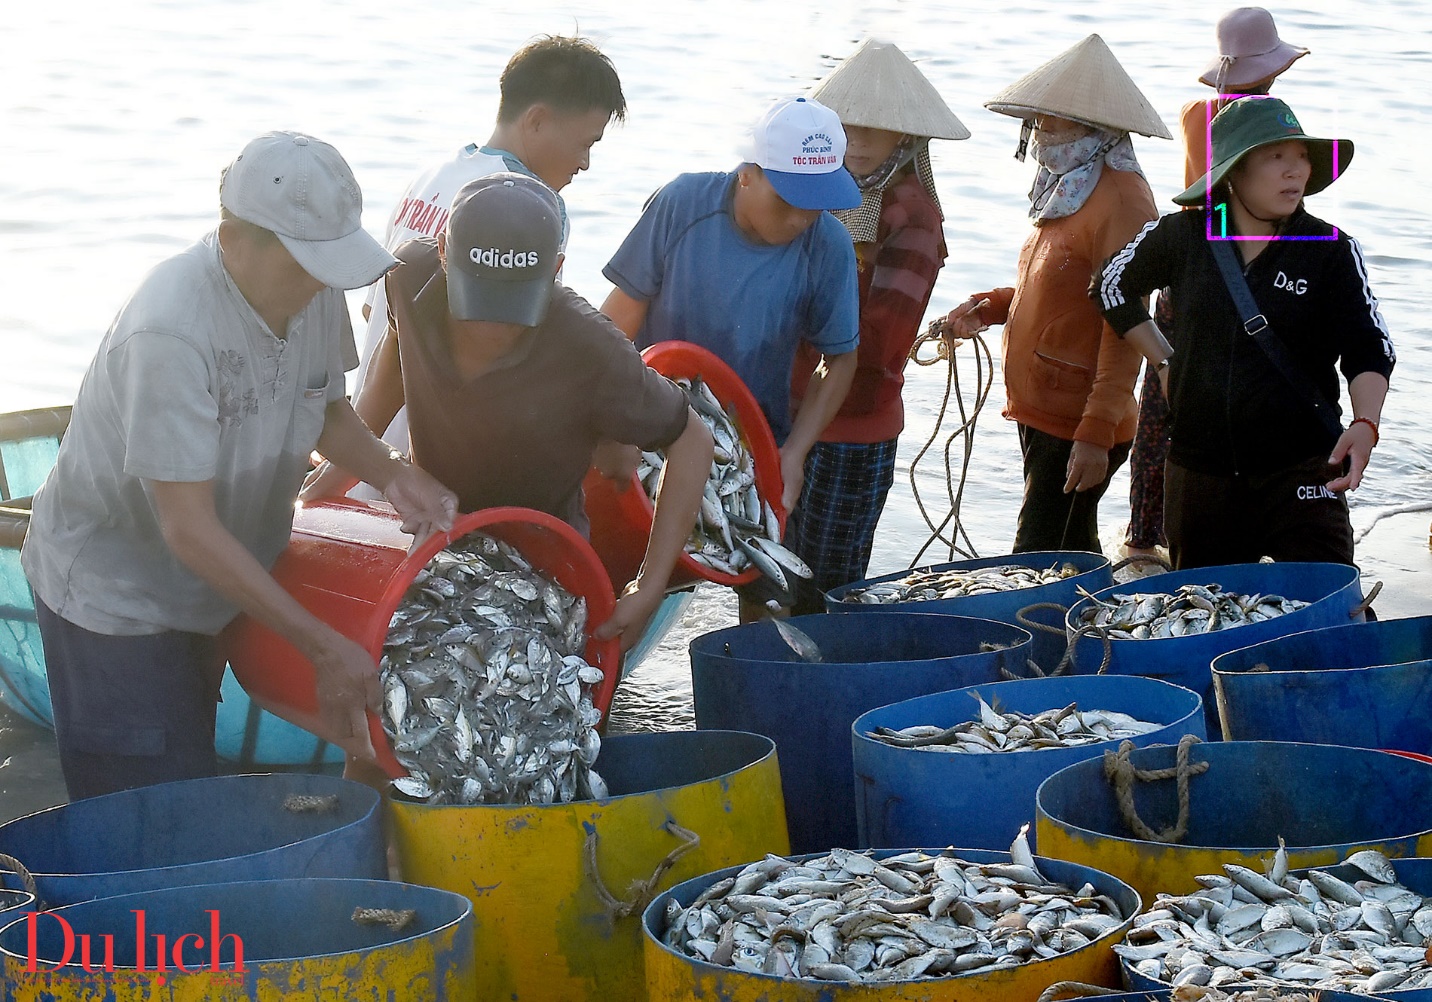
[1350,416,1380,447]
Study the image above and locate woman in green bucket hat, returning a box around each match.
[1092,95,1394,570]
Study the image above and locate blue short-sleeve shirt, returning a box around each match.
[603,171,858,442]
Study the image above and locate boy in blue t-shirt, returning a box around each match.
[601,97,861,618]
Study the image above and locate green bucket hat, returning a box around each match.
[1173,95,1352,206]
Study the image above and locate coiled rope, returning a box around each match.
[906,322,993,568]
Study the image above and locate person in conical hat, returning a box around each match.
[1126,9,1311,565]
[1093,96,1392,569]
[784,39,969,611]
[938,35,1164,557]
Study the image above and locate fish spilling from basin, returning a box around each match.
[636,375,811,592]
[380,532,608,806]
[660,829,1126,983]
[840,562,1081,604]
[1117,846,1432,994]
[1078,584,1309,640]
[866,694,1161,752]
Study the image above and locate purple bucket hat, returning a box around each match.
[1198,7,1309,91]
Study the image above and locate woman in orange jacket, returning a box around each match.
[940,35,1168,553]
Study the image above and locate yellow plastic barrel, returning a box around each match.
[0,877,473,1000]
[389,729,788,1001]
[642,849,1140,1002]
[1036,740,1432,902]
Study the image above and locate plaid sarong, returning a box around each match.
[787,439,899,606]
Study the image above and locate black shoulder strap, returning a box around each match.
[1207,239,1344,439]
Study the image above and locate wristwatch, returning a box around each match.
[1154,356,1172,372]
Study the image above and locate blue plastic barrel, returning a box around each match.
[0,878,475,1000]
[827,551,1112,675]
[0,773,384,906]
[1036,740,1432,904]
[1064,563,1365,736]
[643,848,1140,1001]
[690,613,1031,853]
[852,675,1205,852]
[1212,615,1432,752]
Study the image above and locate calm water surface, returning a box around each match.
[2,1,1428,734]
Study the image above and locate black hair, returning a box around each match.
[496,36,626,124]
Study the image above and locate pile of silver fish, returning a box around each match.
[866,694,1162,752]
[636,375,812,591]
[1117,846,1432,994]
[1174,988,1329,1002]
[1078,584,1309,640]
[380,533,608,807]
[660,830,1125,983]
[840,562,1080,604]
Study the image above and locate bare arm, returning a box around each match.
[600,287,650,342]
[151,479,383,759]
[312,398,456,542]
[594,408,713,650]
[780,350,857,511]
[1120,319,1175,397]
[1327,371,1389,492]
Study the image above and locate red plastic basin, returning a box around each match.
[223,499,619,778]
[584,340,786,591]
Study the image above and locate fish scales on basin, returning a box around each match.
[381,532,608,806]
[637,375,811,589]
[659,831,1126,984]
[866,693,1162,753]
[1078,584,1309,640]
[1119,847,1432,995]
[843,562,1081,604]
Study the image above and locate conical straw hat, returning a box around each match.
[985,34,1172,139]
[810,39,971,141]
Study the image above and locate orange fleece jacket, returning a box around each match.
[974,167,1156,449]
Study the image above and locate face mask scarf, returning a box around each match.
[1026,127,1144,223]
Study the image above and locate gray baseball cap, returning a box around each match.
[219,131,395,290]
[445,173,562,326]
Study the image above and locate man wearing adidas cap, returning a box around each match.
[23,132,458,799]
[312,173,713,654]
[601,97,861,618]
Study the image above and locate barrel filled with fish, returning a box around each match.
[0,877,476,1001]
[224,500,620,776]
[389,729,789,1002]
[1119,852,1432,998]
[1063,563,1366,737]
[1211,615,1432,754]
[692,612,1032,854]
[1054,988,1392,1002]
[380,532,609,806]
[827,552,1113,675]
[1035,740,1432,905]
[642,836,1141,1001]
[582,339,791,592]
[852,675,1205,851]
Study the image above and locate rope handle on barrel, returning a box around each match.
[0,853,43,910]
[1037,982,1124,1002]
[1110,553,1172,575]
[1350,580,1383,619]
[1103,734,1209,844]
[583,819,701,920]
[351,906,416,932]
[1008,601,1114,679]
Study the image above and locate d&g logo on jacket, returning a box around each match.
[1273,271,1308,295]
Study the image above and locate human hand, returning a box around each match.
[1326,420,1377,492]
[1064,440,1110,493]
[592,440,642,488]
[382,461,457,549]
[309,630,382,761]
[594,579,666,652]
[935,295,994,343]
[299,460,360,502]
[778,445,806,513]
